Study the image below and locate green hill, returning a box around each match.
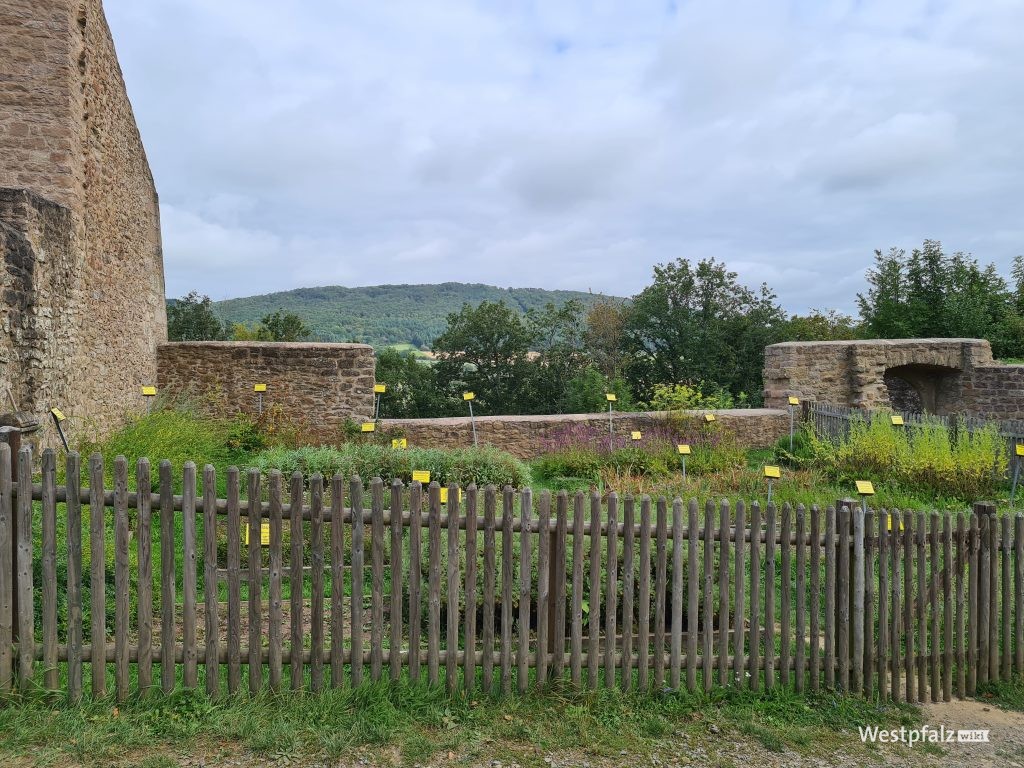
[211,283,622,348]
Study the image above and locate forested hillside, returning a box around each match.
[211,283,617,347]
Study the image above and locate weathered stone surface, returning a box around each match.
[0,0,166,448]
[157,342,376,437]
[382,409,789,460]
[763,338,1024,419]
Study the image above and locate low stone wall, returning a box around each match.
[965,364,1024,419]
[157,342,375,436]
[381,409,789,459]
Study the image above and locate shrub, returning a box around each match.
[248,444,531,488]
[647,381,746,411]
[812,412,1007,500]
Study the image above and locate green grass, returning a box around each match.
[978,675,1024,711]
[0,680,924,767]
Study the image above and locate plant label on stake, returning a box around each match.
[412,470,431,484]
[440,487,461,505]
[630,431,642,441]
[50,407,69,452]
[764,465,781,505]
[142,385,157,414]
[244,522,271,547]
[703,413,716,424]
[890,414,904,427]
[855,480,875,515]
[374,383,386,419]
[1013,444,1024,507]
[254,383,267,415]
[677,444,691,483]
[606,393,617,448]
[391,438,407,450]
[464,392,477,447]
[787,396,800,452]
[361,422,375,433]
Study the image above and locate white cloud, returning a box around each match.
[105,0,1024,315]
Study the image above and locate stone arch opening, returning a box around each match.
[883,363,961,415]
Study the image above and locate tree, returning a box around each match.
[260,310,312,342]
[620,258,786,404]
[782,309,861,341]
[374,348,453,418]
[584,299,627,377]
[523,300,592,413]
[167,291,227,341]
[857,240,1022,357]
[432,301,537,414]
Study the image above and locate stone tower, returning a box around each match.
[0,0,166,445]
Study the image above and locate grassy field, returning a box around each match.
[0,679,930,768]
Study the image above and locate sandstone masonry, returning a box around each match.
[0,0,166,447]
[157,342,376,439]
[763,338,1024,419]
[382,409,789,460]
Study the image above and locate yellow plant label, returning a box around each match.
[631,431,642,440]
[361,422,375,432]
[788,396,800,406]
[890,415,904,426]
[141,385,157,397]
[606,393,617,402]
[412,470,431,484]
[244,522,271,546]
[764,465,781,479]
[677,444,691,455]
[463,392,475,401]
[374,384,386,394]
[50,408,66,421]
[703,413,716,423]
[856,480,875,496]
[1016,444,1024,457]
[254,383,267,393]
[440,487,461,505]
[392,438,408,449]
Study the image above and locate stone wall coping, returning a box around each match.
[767,338,989,349]
[382,408,786,427]
[159,341,374,352]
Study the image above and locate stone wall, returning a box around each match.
[0,190,76,426]
[381,409,789,460]
[764,338,1024,419]
[0,0,165,448]
[157,342,376,438]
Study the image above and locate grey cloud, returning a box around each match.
[104,0,1024,315]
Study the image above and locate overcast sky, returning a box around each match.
[105,0,1024,314]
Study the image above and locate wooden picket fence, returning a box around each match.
[1,445,1023,704]
[807,400,1024,452]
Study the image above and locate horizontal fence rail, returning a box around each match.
[1,446,1022,705]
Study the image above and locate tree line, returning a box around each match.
[169,240,1024,418]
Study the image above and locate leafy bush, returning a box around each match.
[811,412,1007,500]
[647,381,747,411]
[249,444,531,488]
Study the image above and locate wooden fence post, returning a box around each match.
[0,442,12,695]
[0,428,19,651]
[16,446,33,691]
[975,501,995,688]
